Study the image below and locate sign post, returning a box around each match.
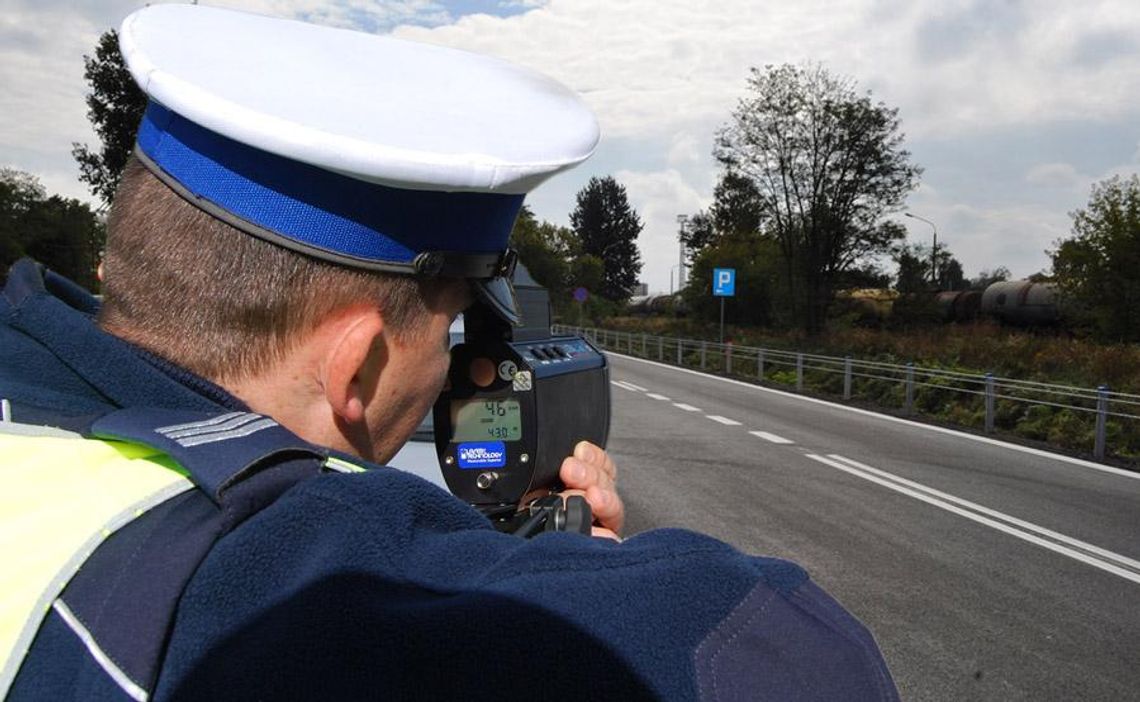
[572,287,588,326]
[712,268,736,344]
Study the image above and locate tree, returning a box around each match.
[893,245,930,294]
[680,173,766,260]
[936,254,965,291]
[679,211,717,255]
[1051,174,1140,341]
[709,171,764,243]
[970,266,1010,290]
[569,254,604,294]
[893,242,966,292]
[569,176,644,301]
[714,63,921,334]
[1,169,104,290]
[510,205,574,304]
[72,29,148,208]
[0,168,47,267]
[684,234,787,328]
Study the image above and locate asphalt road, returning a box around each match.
[604,352,1140,702]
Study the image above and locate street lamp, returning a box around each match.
[905,212,938,288]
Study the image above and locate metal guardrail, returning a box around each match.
[555,325,1140,463]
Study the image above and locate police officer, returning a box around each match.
[0,4,899,700]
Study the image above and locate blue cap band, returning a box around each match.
[136,101,525,270]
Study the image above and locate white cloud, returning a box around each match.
[611,168,708,293]
[4,0,1140,292]
[1026,163,1083,189]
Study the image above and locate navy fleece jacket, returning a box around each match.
[0,260,899,701]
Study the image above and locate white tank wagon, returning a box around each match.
[980,281,1061,326]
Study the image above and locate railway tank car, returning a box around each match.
[979,281,1060,326]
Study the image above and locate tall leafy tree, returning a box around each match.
[569,176,644,301]
[714,63,921,333]
[893,242,966,292]
[1,169,104,290]
[0,168,47,267]
[893,245,930,294]
[679,211,717,256]
[936,253,966,291]
[509,205,575,304]
[1051,174,1140,341]
[72,29,148,208]
[709,171,764,243]
[680,173,765,259]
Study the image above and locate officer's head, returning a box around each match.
[100,4,597,462]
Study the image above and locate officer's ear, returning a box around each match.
[321,306,386,425]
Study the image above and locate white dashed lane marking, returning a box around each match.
[622,381,648,391]
[673,403,702,412]
[706,415,742,426]
[611,381,641,392]
[750,431,794,445]
[646,393,671,401]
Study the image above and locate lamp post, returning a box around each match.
[905,212,938,288]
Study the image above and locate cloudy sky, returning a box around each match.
[3,0,1140,293]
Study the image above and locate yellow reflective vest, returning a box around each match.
[0,425,195,699]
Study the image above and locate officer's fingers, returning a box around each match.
[560,456,601,491]
[591,526,621,542]
[585,484,624,535]
[573,441,617,485]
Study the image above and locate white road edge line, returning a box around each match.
[673,403,702,412]
[646,393,671,401]
[612,352,1140,482]
[706,415,742,426]
[804,453,1140,586]
[750,431,794,445]
[610,380,641,392]
[826,454,1140,572]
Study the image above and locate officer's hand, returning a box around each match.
[560,441,623,540]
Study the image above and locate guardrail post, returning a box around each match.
[658,336,663,361]
[905,362,915,414]
[700,341,707,370]
[677,339,683,366]
[1095,385,1109,461]
[796,353,803,391]
[985,373,995,433]
[844,356,852,400]
[758,349,764,381]
[726,343,733,375]
[642,332,648,356]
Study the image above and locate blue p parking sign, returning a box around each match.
[713,268,736,297]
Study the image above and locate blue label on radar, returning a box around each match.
[457,442,507,469]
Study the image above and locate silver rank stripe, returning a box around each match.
[155,412,279,447]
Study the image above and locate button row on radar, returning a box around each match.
[528,346,569,361]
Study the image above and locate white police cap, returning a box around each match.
[118,3,599,324]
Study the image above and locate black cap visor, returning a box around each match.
[473,276,521,326]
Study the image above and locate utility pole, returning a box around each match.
[675,214,688,290]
